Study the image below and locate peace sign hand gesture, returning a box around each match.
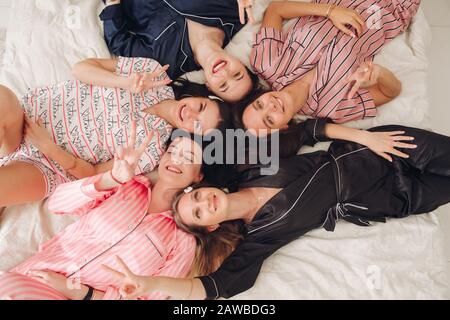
[111,121,154,184]
[347,62,382,99]
[103,256,153,300]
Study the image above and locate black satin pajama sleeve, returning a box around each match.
[198,237,291,299]
[301,118,332,146]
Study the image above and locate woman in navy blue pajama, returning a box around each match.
[100,0,258,103]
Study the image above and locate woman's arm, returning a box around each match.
[105,238,283,300]
[324,124,417,162]
[263,1,330,30]
[71,58,129,90]
[101,232,197,300]
[368,67,402,106]
[27,270,106,300]
[72,58,171,94]
[262,1,364,37]
[103,256,207,300]
[149,277,206,300]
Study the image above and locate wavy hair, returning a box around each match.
[171,186,244,277]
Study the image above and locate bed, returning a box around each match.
[0,0,448,299]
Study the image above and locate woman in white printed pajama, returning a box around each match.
[0,57,230,207]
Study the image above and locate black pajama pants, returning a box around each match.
[328,125,450,225]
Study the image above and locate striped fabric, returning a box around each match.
[0,174,196,300]
[251,0,420,123]
[0,273,67,300]
[0,57,174,196]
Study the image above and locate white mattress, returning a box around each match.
[0,0,448,299]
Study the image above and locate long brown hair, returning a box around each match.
[172,188,244,277]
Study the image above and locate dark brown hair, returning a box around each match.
[232,87,313,158]
[171,79,233,131]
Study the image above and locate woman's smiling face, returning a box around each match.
[170,97,222,134]
[176,187,229,227]
[158,137,204,188]
[242,90,295,135]
[203,52,254,103]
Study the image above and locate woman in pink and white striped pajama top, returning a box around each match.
[248,0,420,125]
[0,136,241,300]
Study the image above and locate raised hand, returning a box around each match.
[128,65,172,94]
[328,6,365,38]
[111,121,154,184]
[362,130,417,162]
[102,256,151,300]
[237,0,255,24]
[347,62,382,99]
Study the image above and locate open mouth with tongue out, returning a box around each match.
[212,59,227,74]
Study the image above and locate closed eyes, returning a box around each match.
[219,72,244,92]
[194,209,201,219]
[254,100,263,110]
[219,83,229,92]
[193,191,200,201]
[234,72,244,81]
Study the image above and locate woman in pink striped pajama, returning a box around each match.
[243,0,420,131]
[0,56,231,207]
[0,134,241,300]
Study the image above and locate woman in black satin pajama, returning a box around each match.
[176,125,450,299]
[104,124,450,300]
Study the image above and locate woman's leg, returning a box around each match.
[409,172,450,215]
[369,125,450,215]
[399,127,450,177]
[0,85,24,158]
[401,127,450,214]
[0,162,47,207]
[0,272,67,300]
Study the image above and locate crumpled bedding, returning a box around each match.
[0,0,448,299]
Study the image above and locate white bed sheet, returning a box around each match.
[0,28,6,68]
[0,0,448,299]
